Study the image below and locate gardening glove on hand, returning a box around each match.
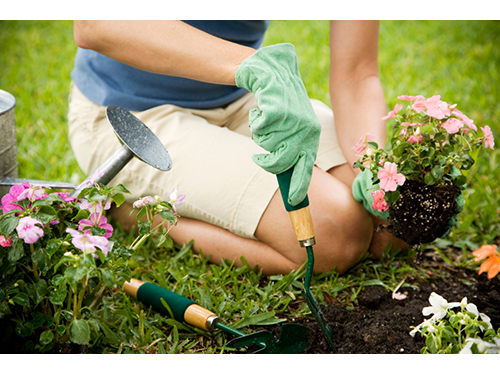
[235,43,321,207]
[352,169,390,221]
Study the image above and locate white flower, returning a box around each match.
[460,337,500,354]
[409,318,436,337]
[422,292,460,321]
[464,301,493,331]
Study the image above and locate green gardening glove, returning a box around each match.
[352,169,389,221]
[235,43,321,207]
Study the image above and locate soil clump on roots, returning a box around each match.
[388,180,462,245]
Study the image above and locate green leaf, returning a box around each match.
[431,165,444,180]
[27,279,48,305]
[46,239,61,258]
[0,301,12,318]
[135,206,147,221]
[367,141,379,149]
[72,209,90,222]
[426,335,438,354]
[32,205,58,225]
[112,193,125,207]
[51,274,65,286]
[15,321,34,337]
[1,215,19,237]
[461,154,475,170]
[156,234,174,250]
[160,210,176,224]
[384,190,400,205]
[70,319,90,345]
[424,172,437,185]
[112,184,131,194]
[100,268,114,287]
[12,292,30,307]
[39,330,54,346]
[7,239,24,263]
[90,226,106,236]
[138,221,151,236]
[49,288,68,306]
[32,248,50,274]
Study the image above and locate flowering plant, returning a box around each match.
[0,180,181,352]
[353,94,495,212]
[410,292,500,354]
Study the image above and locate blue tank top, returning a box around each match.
[71,21,270,111]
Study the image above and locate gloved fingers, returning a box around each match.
[288,152,313,207]
[251,143,296,175]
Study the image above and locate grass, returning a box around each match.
[1,20,499,354]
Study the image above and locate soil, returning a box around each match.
[282,252,500,354]
[388,180,462,245]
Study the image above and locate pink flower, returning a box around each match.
[133,196,156,209]
[422,95,451,119]
[371,189,389,212]
[481,125,495,150]
[351,133,376,156]
[75,167,104,190]
[399,128,408,136]
[408,135,424,144]
[377,162,406,192]
[166,187,185,213]
[381,103,403,121]
[56,192,77,203]
[397,95,425,102]
[0,235,12,247]
[412,99,427,113]
[441,118,464,134]
[66,228,109,257]
[17,185,48,202]
[78,213,113,239]
[0,182,30,214]
[16,217,44,244]
[452,109,477,132]
[80,198,111,215]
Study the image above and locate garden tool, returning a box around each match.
[276,167,337,352]
[0,105,172,195]
[69,105,172,197]
[123,278,311,354]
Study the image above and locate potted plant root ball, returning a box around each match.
[352,95,495,245]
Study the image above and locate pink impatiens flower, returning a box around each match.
[481,125,495,150]
[166,187,185,213]
[440,118,464,134]
[17,184,47,202]
[351,133,376,156]
[408,135,424,144]
[452,108,477,132]
[414,95,451,119]
[0,182,30,214]
[66,228,109,257]
[371,189,388,212]
[0,235,12,247]
[78,213,113,239]
[80,198,111,215]
[381,103,403,121]
[377,162,406,192]
[16,217,44,244]
[397,95,426,102]
[133,196,156,209]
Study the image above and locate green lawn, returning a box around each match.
[0,20,499,354]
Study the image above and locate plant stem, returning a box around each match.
[88,281,106,311]
[30,243,40,280]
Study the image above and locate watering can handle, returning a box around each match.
[277,167,316,247]
[123,279,218,331]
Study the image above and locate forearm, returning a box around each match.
[329,20,387,173]
[73,20,256,85]
[330,75,387,171]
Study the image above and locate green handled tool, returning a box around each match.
[276,167,337,352]
[123,278,311,354]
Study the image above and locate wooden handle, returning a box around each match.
[123,278,145,299]
[288,206,315,245]
[184,304,218,331]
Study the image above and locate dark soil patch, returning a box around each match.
[289,264,500,354]
[388,180,462,245]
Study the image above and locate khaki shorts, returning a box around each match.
[68,82,347,239]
